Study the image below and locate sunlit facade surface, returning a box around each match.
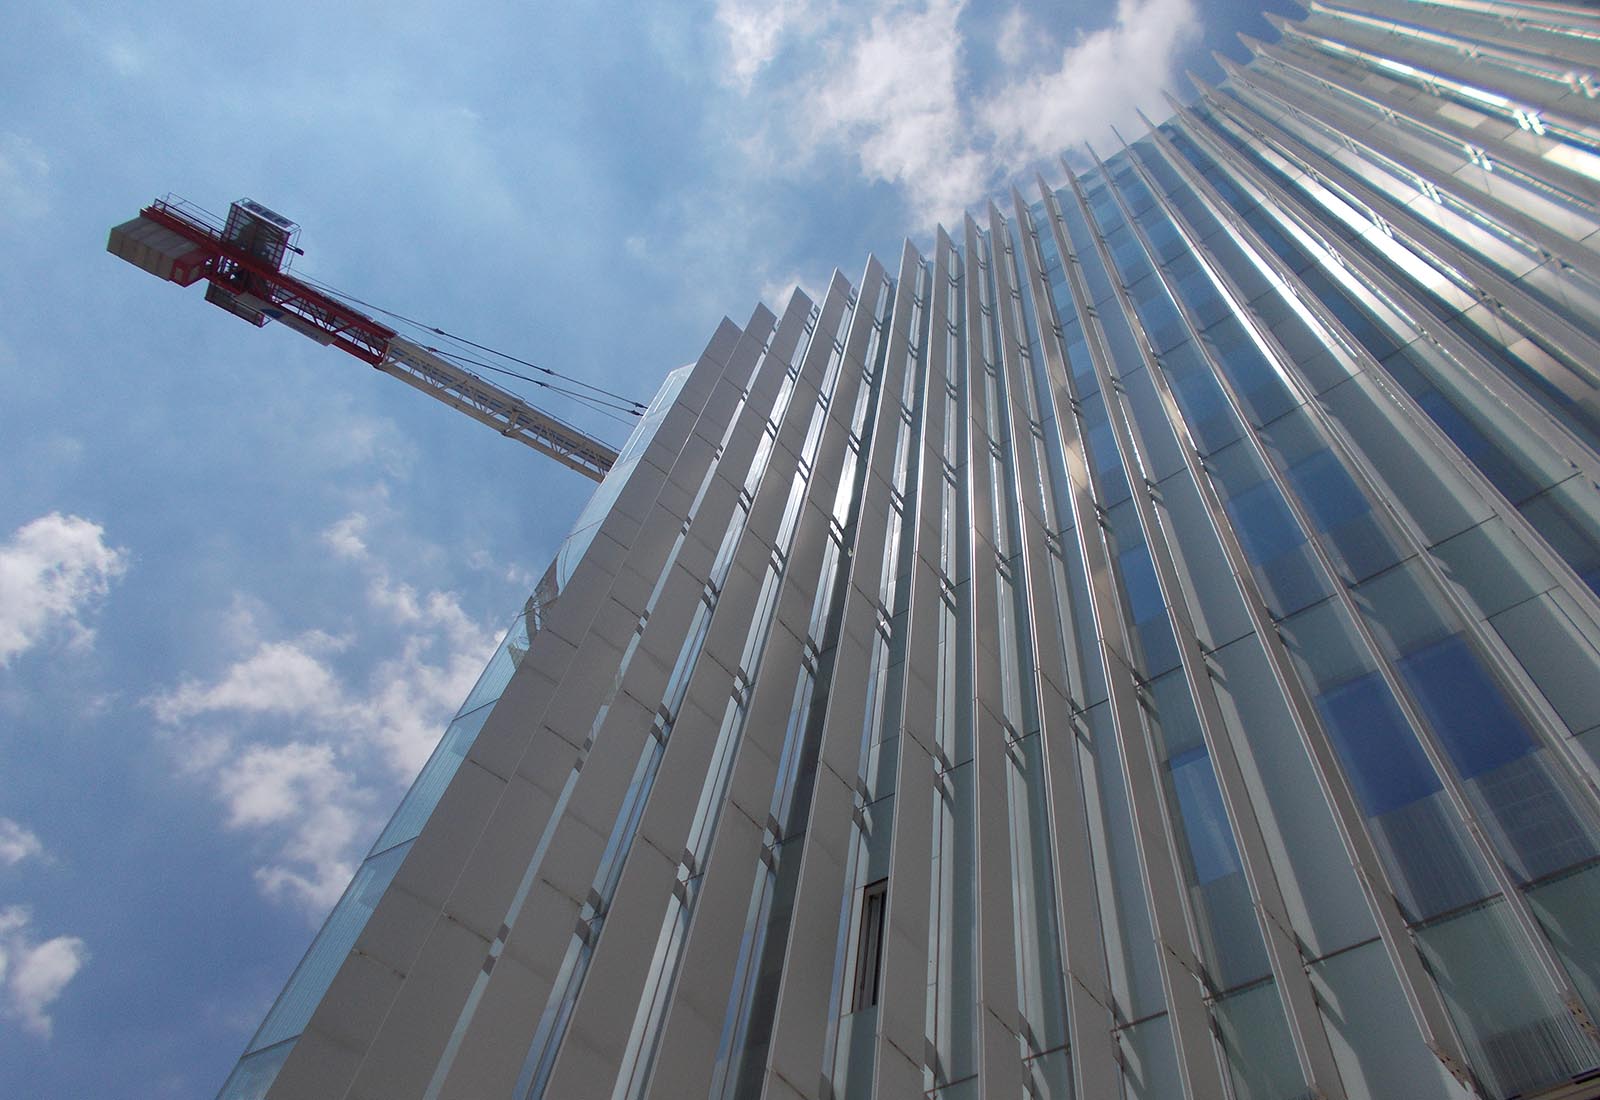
[222,3,1600,1098]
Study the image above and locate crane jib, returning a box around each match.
[107,196,621,481]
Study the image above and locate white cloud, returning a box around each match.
[219,743,368,911]
[982,0,1200,171]
[0,820,43,867]
[151,635,348,727]
[715,0,821,91]
[995,6,1034,68]
[0,907,88,1038]
[716,0,1199,225]
[808,0,986,227]
[148,514,500,918]
[0,513,128,667]
[323,513,370,560]
[0,134,51,224]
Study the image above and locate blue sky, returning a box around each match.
[0,1,1295,1095]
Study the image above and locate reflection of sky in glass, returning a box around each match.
[1168,747,1242,884]
[556,365,693,589]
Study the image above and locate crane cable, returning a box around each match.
[293,272,647,418]
[420,345,638,428]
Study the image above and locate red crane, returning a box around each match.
[108,197,621,482]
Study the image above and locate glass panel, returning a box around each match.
[1416,899,1600,1098]
[1211,635,1375,956]
[1144,669,1270,989]
[1310,940,1474,1100]
[1199,315,1298,428]
[1527,862,1600,1026]
[246,840,412,1053]
[1158,339,1241,454]
[1209,441,1330,617]
[1022,1047,1072,1100]
[1490,594,1600,738]
[1156,470,1254,650]
[1519,480,1600,597]
[1267,411,1402,582]
[1119,1014,1183,1100]
[215,1039,294,1100]
[370,703,494,855]
[1316,375,1488,546]
[1430,518,1551,620]
[455,611,532,718]
[1282,599,1494,918]
[1008,733,1068,1053]
[1213,981,1308,1100]
[1083,703,1166,1019]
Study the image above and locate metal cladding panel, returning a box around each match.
[344,913,491,1099]
[436,774,561,944]
[541,846,678,1094]
[433,952,554,1100]
[232,7,1600,1099]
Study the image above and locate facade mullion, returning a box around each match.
[1322,0,1600,74]
[1209,74,1600,436]
[1185,85,1600,703]
[1069,146,1352,1100]
[1036,173,1233,1099]
[1209,51,1600,340]
[983,201,1078,1094]
[1262,28,1600,215]
[540,290,832,1099]
[1301,0,1600,127]
[758,251,920,1098]
[1165,96,1600,803]
[707,260,899,1100]
[1284,9,1600,154]
[634,274,859,1100]
[1142,115,1600,1078]
[1007,177,1128,1100]
[1030,177,1184,1092]
[1232,43,1600,288]
[513,298,816,1099]
[958,215,1029,1098]
[866,240,948,1098]
[1116,127,1486,1091]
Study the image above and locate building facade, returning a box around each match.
[221,2,1600,1097]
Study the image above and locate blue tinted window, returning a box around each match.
[1169,747,1243,883]
[1396,634,1534,779]
[1120,544,1165,624]
[1161,341,1239,453]
[1285,449,1368,531]
[1203,317,1295,425]
[1413,387,1541,503]
[1316,672,1441,816]
[1225,479,1305,564]
[1298,269,1404,360]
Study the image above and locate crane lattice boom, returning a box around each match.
[108,197,618,482]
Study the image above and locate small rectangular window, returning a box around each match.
[851,879,889,1011]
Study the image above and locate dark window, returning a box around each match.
[851,879,888,1011]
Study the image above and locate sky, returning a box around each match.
[0,1,1296,1095]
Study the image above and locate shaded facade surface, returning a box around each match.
[221,3,1600,1098]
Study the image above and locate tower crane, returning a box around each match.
[107,197,626,482]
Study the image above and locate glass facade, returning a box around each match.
[224,3,1600,1098]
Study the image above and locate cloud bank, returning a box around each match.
[148,514,501,916]
[0,820,43,867]
[715,0,1199,224]
[0,907,87,1038]
[0,513,128,666]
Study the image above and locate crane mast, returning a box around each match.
[107,197,619,482]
